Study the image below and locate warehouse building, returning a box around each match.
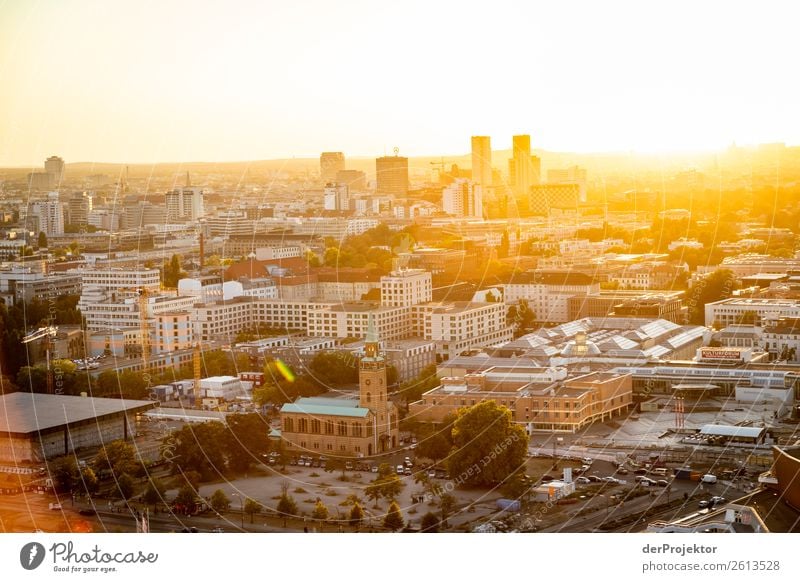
[0,392,156,463]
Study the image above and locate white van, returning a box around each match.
[701,474,717,484]
[651,467,667,477]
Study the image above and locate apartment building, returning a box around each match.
[380,268,432,307]
[412,301,512,360]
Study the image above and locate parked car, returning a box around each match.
[701,474,717,484]
[587,475,602,483]
[709,496,727,507]
[396,465,405,474]
[615,467,629,475]
[633,468,648,475]
[582,457,593,465]
[371,465,379,473]
[404,467,412,476]
[427,469,437,479]
[540,475,555,482]
[580,464,591,473]
[575,476,591,484]
[656,479,669,487]
[345,461,354,471]
[211,527,225,533]
[698,500,710,509]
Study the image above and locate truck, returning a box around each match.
[673,468,693,480]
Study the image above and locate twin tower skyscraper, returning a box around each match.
[471,135,541,197]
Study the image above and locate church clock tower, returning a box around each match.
[359,315,392,452]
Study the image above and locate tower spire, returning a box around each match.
[363,314,382,361]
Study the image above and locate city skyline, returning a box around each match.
[2,0,800,166]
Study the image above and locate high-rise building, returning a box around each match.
[508,135,540,196]
[335,169,367,191]
[442,179,483,218]
[529,183,582,216]
[323,183,350,211]
[376,155,409,196]
[320,152,345,182]
[29,192,65,236]
[471,136,492,188]
[44,156,65,188]
[165,187,204,222]
[67,192,92,226]
[548,166,588,201]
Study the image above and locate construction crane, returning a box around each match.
[21,326,58,394]
[193,342,203,409]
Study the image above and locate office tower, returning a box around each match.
[323,182,350,211]
[547,165,588,202]
[44,156,65,188]
[376,155,409,196]
[165,187,205,222]
[508,134,540,196]
[442,179,483,218]
[320,152,345,182]
[29,192,65,236]
[336,169,367,191]
[471,136,492,188]
[529,183,581,216]
[67,192,92,226]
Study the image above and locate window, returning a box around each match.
[366,392,371,404]
[337,421,348,436]
[283,418,294,432]
[352,423,362,437]
[325,420,334,435]
[311,419,321,434]
[298,418,308,433]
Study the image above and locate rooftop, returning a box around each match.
[0,393,156,435]
[280,396,369,418]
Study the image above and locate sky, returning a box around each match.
[1,0,799,166]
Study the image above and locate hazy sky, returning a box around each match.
[1,0,798,165]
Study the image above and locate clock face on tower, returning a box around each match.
[365,379,371,386]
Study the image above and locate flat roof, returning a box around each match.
[0,392,156,435]
[699,424,765,438]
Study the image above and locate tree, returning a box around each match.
[37,231,48,248]
[687,269,736,324]
[225,413,271,472]
[398,363,439,405]
[365,473,404,507]
[51,456,79,494]
[162,254,186,288]
[80,467,99,496]
[348,502,364,529]
[365,481,384,508]
[439,493,456,528]
[142,478,167,509]
[416,427,452,465]
[244,498,262,523]
[420,511,439,533]
[507,299,536,337]
[311,499,329,521]
[276,484,298,527]
[308,351,359,388]
[447,401,528,487]
[93,440,139,477]
[383,501,404,532]
[169,422,228,481]
[116,473,135,500]
[174,484,198,512]
[210,489,231,513]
